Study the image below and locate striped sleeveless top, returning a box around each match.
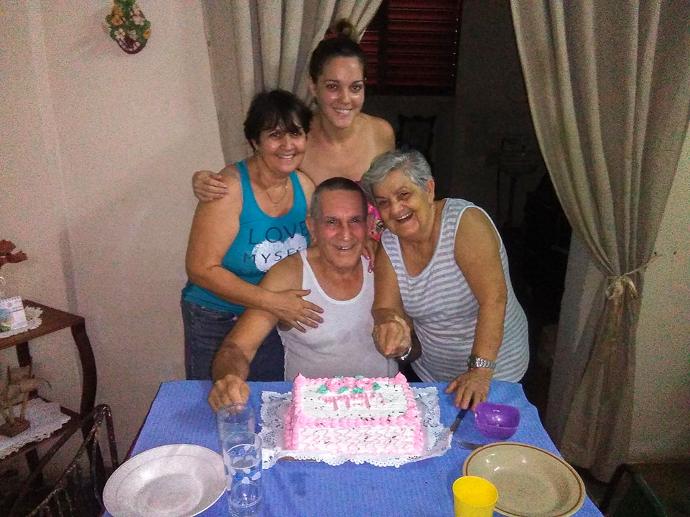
[380,198,529,382]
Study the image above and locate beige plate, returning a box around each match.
[463,442,585,517]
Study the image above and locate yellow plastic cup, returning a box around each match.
[452,476,498,517]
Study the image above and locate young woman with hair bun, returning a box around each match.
[193,19,394,238]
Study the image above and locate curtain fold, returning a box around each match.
[203,0,381,162]
[510,0,690,480]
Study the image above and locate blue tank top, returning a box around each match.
[182,160,310,313]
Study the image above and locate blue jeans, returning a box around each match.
[181,299,285,381]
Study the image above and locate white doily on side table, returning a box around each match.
[259,387,450,469]
[0,306,43,339]
[0,399,70,459]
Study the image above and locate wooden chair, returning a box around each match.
[8,404,119,517]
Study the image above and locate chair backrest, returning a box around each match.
[9,404,119,517]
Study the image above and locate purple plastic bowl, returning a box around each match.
[474,402,520,440]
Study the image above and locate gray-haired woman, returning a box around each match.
[361,150,529,410]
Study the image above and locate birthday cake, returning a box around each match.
[284,373,424,456]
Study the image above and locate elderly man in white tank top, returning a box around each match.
[208,178,398,410]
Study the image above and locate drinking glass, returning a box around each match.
[225,432,262,517]
[217,403,256,450]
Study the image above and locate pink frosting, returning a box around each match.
[284,373,424,455]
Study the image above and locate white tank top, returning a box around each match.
[278,250,398,380]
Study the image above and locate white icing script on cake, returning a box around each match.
[300,383,406,418]
[284,372,424,456]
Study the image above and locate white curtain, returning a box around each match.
[510,1,690,480]
[202,0,381,161]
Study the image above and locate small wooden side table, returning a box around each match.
[0,300,97,463]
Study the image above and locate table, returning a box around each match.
[0,300,96,465]
[126,380,601,516]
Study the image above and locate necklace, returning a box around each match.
[263,181,289,205]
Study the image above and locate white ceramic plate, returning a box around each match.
[104,444,225,517]
[463,442,585,517]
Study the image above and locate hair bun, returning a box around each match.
[333,19,358,41]
[310,18,366,81]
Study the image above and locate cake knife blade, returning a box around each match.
[449,409,468,434]
[444,409,468,447]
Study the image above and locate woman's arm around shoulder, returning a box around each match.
[192,168,229,202]
[259,249,324,332]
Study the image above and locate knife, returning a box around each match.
[449,409,468,434]
[444,409,469,446]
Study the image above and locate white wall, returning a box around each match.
[2,0,225,451]
[630,125,690,459]
[2,1,79,410]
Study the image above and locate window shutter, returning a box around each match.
[361,0,463,95]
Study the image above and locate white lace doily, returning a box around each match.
[259,387,450,469]
[0,398,70,459]
[0,305,43,339]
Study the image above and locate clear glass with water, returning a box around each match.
[224,432,262,516]
[216,404,261,516]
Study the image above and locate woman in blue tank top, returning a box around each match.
[182,90,324,380]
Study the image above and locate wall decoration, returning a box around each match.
[105,0,151,54]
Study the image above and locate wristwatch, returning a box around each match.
[467,354,496,370]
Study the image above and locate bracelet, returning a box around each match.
[398,344,413,361]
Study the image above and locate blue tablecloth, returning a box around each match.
[123,380,601,516]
